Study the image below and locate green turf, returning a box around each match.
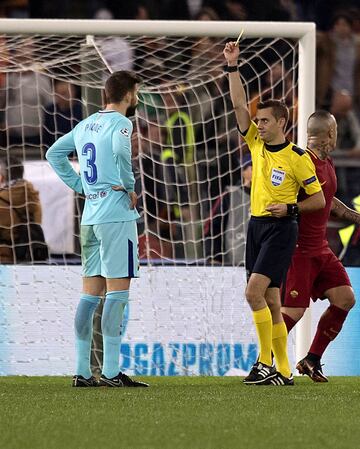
[1,376,359,449]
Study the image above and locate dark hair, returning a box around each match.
[257,99,289,125]
[104,71,141,104]
[0,155,24,181]
[331,12,353,29]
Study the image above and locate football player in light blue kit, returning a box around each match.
[46,71,148,387]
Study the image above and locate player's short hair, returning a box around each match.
[104,71,141,104]
[256,99,289,125]
[307,110,335,135]
[308,110,333,123]
[0,155,24,181]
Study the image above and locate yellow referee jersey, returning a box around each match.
[241,121,322,217]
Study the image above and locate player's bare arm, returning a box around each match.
[297,190,325,213]
[331,197,360,225]
[266,190,325,218]
[223,41,250,133]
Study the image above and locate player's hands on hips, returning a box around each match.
[266,204,287,218]
[112,185,125,191]
[111,185,137,209]
[128,191,137,209]
[223,42,239,65]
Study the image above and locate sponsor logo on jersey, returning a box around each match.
[304,175,317,186]
[120,128,130,137]
[290,290,298,298]
[271,168,286,186]
[85,191,107,200]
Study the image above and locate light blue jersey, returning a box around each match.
[46,110,139,225]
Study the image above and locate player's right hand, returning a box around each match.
[223,42,239,65]
[128,191,137,209]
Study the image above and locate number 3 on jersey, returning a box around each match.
[82,143,98,184]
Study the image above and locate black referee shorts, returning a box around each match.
[245,216,298,288]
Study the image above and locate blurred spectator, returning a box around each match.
[349,7,360,34]
[159,88,203,258]
[205,0,293,21]
[1,1,28,18]
[194,5,219,21]
[135,121,170,224]
[134,122,174,259]
[330,91,360,205]
[204,153,252,265]
[330,91,360,156]
[103,0,151,19]
[204,0,248,21]
[43,80,82,149]
[309,1,360,31]
[192,78,241,202]
[93,8,134,73]
[161,88,194,218]
[4,37,52,147]
[316,12,360,111]
[279,0,301,21]
[190,7,222,77]
[0,155,47,263]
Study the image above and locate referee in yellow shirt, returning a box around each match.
[224,41,325,385]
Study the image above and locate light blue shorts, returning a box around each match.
[81,221,139,278]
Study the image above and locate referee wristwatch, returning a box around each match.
[224,65,238,73]
[287,203,299,217]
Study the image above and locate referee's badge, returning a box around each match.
[271,168,286,186]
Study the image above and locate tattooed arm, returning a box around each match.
[331,197,360,225]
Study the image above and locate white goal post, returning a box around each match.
[0,19,315,374]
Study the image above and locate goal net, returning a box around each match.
[0,20,315,376]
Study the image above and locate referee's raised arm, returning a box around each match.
[223,41,250,134]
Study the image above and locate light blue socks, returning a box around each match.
[101,290,129,379]
[74,294,101,378]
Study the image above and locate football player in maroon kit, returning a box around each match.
[281,110,360,382]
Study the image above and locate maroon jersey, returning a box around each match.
[296,149,337,255]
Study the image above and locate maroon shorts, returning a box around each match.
[282,248,351,308]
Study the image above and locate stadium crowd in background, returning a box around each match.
[0,0,359,263]
[0,1,359,27]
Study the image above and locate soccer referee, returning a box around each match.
[223,41,325,385]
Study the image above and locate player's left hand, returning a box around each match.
[266,204,287,217]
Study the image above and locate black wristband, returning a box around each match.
[224,65,238,73]
[287,203,299,216]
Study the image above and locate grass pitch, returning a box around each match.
[1,376,359,449]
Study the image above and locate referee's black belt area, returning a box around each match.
[250,215,297,223]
